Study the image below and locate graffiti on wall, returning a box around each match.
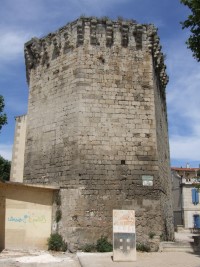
[8,213,47,227]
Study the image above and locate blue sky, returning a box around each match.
[0,0,200,167]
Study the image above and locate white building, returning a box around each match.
[172,167,200,229]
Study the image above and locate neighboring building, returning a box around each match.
[172,166,200,230]
[7,17,174,249]
[171,168,183,227]
[1,114,58,251]
[10,115,27,182]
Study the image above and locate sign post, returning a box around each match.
[113,210,136,261]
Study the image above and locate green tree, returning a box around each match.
[0,95,9,180]
[180,0,200,61]
[0,155,11,181]
[0,95,7,131]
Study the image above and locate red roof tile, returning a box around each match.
[171,167,199,171]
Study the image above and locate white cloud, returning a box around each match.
[0,144,13,161]
[166,35,200,163]
[0,30,34,62]
[170,136,200,161]
[169,72,200,119]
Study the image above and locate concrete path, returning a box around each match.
[77,251,200,267]
[175,231,199,242]
[77,232,200,267]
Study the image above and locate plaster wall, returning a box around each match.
[0,183,53,250]
[0,195,5,250]
[182,186,200,228]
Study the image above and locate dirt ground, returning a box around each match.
[0,249,81,267]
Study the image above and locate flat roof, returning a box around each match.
[0,181,59,190]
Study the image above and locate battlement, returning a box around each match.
[24,17,168,90]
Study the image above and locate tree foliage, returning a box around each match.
[0,155,11,181]
[0,95,7,131]
[180,0,200,61]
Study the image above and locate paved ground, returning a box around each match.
[0,232,199,267]
[78,251,200,267]
[175,231,199,242]
[0,250,200,267]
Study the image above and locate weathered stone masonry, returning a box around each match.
[23,17,173,248]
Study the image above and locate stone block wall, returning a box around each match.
[10,115,27,182]
[153,69,174,240]
[23,17,173,248]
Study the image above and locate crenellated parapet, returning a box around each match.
[147,25,169,91]
[24,17,168,89]
[121,21,129,47]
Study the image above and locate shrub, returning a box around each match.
[47,233,67,251]
[96,236,113,252]
[136,243,150,252]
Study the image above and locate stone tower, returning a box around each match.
[23,17,174,248]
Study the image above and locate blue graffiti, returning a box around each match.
[8,214,47,226]
[8,214,29,223]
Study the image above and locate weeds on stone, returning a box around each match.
[148,232,156,239]
[55,209,62,223]
[82,236,113,253]
[96,236,113,252]
[82,243,96,252]
[136,243,150,252]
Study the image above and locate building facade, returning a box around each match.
[172,167,200,229]
[11,17,174,249]
[10,115,27,182]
